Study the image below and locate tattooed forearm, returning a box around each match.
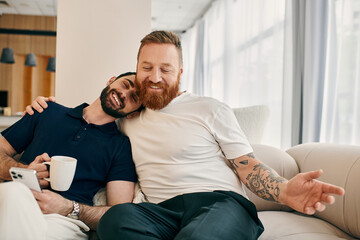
[245,163,286,202]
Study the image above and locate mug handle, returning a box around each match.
[42,162,51,182]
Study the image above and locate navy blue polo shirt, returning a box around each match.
[1,102,137,205]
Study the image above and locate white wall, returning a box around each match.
[56,0,151,106]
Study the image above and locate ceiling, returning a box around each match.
[0,0,214,33]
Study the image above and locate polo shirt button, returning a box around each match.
[84,128,87,130]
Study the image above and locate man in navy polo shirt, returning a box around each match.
[0,72,142,240]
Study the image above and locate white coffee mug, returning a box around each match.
[43,156,77,191]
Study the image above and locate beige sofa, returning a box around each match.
[93,142,360,239]
[92,106,359,239]
[249,143,360,240]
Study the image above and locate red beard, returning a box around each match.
[136,77,180,110]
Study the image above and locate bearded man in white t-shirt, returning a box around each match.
[29,31,345,240]
[95,31,345,240]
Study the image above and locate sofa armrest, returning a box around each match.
[287,143,360,239]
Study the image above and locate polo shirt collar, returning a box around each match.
[67,103,119,134]
[67,103,88,119]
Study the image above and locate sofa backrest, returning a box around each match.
[232,105,269,144]
[287,143,360,239]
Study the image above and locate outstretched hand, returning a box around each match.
[281,169,345,215]
[22,96,56,116]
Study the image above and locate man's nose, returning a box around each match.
[121,92,127,100]
[149,69,161,83]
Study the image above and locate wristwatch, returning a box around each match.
[67,201,80,220]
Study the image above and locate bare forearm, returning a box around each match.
[229,153,287,203]
[0,152,26,180]
[79,204,111,230]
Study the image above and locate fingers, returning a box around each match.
[304,169,345,196]
[24,105,35,116]
[322,183,345,196]
[33,153,51,164]
[303,169,323,181]
[31,189,41,199]
[28,153,51,181]
[304,201,327,215]
[320,193,335,204]
[31,99,46,113]
[304,206,316,215]
[37,170,49,179]
[48,96,56,102]
[304,193,338,215]
[314,202,326,212]
[39,179,49,188]
[24,96,53,115]
[36,96,51,109]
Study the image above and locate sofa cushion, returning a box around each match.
[258,211,355,240]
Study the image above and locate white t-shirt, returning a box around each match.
[121,92,253,203]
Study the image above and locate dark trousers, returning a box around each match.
[97,191,264,240]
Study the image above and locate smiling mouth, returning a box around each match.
[111,92,123,108]
[148,85,164,91]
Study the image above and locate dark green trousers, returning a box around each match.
[97,191,264,240]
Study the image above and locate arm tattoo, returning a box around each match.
[239,160,248,165]
[228,159,240,178]
[245,163,285,202]
[228,152,254,178]
[228,152,254,168]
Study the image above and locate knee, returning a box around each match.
[0,182,34,213]
[0,181,31,201]
[97,203,138,239]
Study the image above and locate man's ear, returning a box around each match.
[106,76,117,86]
[126,111,140,119]
[180,64,183,75]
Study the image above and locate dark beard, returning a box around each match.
[100,86,127,118]
[136,77,180,110]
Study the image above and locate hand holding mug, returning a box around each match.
[28,153,51,188]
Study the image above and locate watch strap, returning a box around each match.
[67,201,80,220]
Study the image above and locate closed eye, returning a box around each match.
[123,82,130,89]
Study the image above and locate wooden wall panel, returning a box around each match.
[0,14,15,28]
[0,64,13,91]
[0,14,56,115]
[31,56,53,100]
[10,34,30,54]
[0,14,56,31]
[12,55,27,114]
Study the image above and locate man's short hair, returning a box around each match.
[137,31,183,64]
[116,71,136,80]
